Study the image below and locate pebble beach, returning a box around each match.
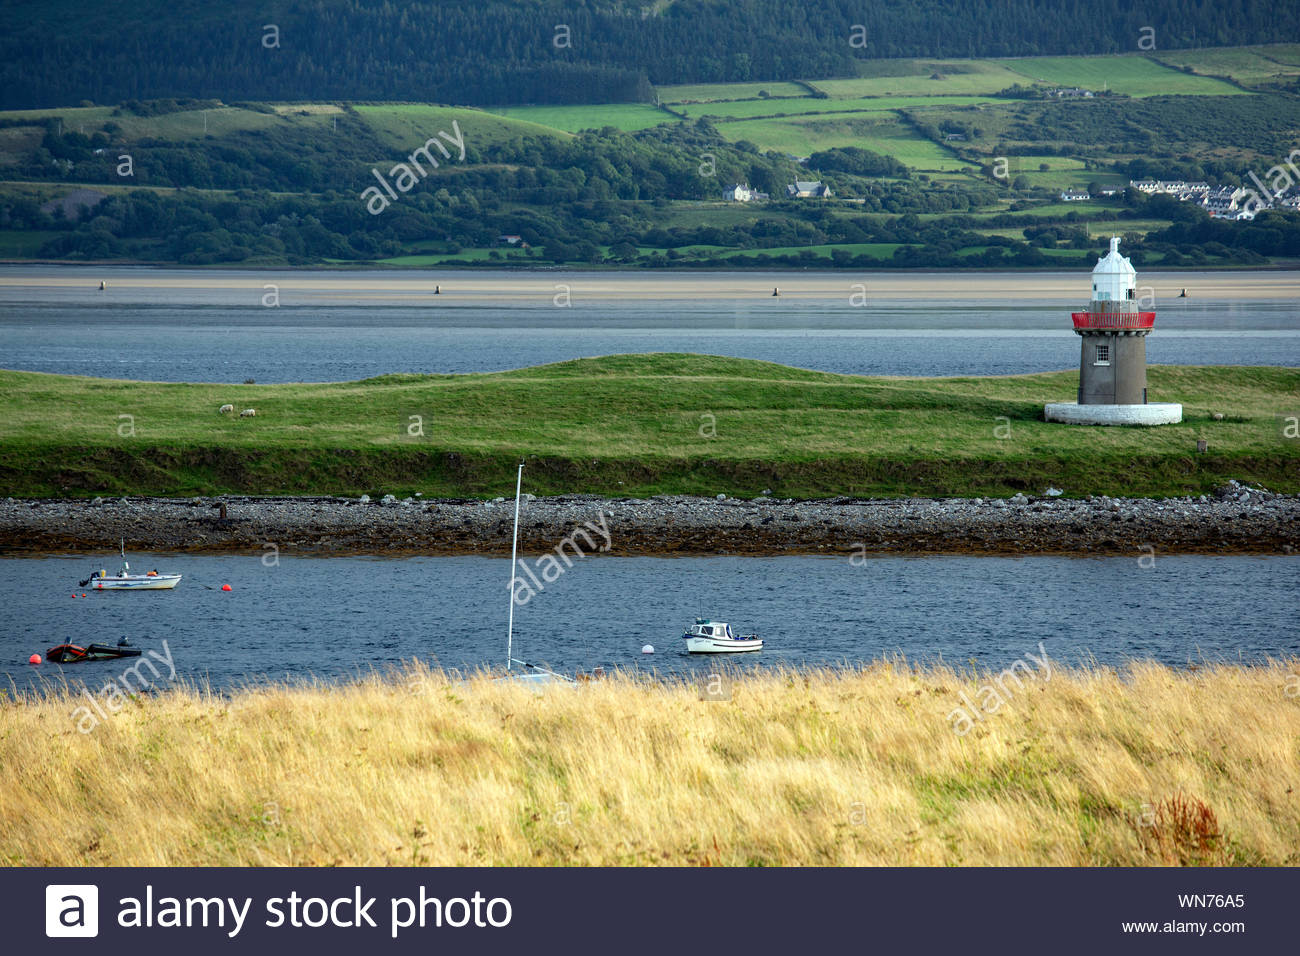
[2,482,1294,557]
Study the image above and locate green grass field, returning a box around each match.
[1000,156,1126,191]
[718,114,967,168]
[678,95,1001,121]
[0,106,116,124]
[1,356,1295,499]
[354,105,571,151]
[491,104,674,132]
[0,105,292,142]
[810,61,1031,98]
[998,55,1246,97]
[655,81,811,103]
[1153,45,1300,88]
[706,242,904,260]
[373,249,535,266]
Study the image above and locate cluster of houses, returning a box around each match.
[1044,87,1095,99]
[1128,178,1299,220]
[1055,179,1300,219]
[723,181,833,202]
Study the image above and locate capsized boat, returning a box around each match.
[79,542,182,590]
[683,619,763,654]
[47,640,143,663]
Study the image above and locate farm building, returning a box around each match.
[786,181,833,199]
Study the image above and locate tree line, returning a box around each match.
[3,0,1297,108]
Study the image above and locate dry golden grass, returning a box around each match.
[3,661,1298,867]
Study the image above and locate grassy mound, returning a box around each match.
[1,355,1296,498]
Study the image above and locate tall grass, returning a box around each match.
[3,661,1297,866]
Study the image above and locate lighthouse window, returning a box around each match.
[1126,287,1135,300]
[1094,344,1110,364]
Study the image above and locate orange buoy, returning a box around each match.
[81,593,87,598]
[221,584,232,591]
[28,654,40,665]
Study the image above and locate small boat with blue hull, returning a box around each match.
[683,619,763,654]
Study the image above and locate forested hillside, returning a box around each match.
[4,0,1298,109]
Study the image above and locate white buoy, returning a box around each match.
[641,644,654,655]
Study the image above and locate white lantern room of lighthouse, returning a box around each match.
[1090,236,1136,304]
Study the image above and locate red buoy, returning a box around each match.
[221,584,232,591]
[28,654,40,665]
[71,593,77,599]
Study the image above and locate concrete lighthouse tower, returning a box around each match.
[1045,237,1182,425]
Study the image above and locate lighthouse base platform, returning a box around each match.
[1044,402,1182,426]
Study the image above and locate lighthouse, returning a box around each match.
[1044,237,1182,425]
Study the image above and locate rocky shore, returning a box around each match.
[1,482,1295,557]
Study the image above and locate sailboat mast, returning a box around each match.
[506,462,524,671]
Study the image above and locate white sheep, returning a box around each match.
[239,408,257,417]
[218,404,234,414]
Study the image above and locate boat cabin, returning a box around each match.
[686,620,735,640]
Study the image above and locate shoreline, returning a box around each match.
[3,486,1295,557]
[4,265,1300,302]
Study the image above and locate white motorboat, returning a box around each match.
[683,619,763,653]
[79,543,182,591]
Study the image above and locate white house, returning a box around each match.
[1060,189,1091,202]
[723,183,767,202]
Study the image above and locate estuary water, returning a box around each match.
[0,266,1296,381]
[3,553,1295,694]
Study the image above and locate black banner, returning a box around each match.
[6,867,1287,953]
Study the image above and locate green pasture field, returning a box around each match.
[707,242,905,260]
[355,105,571,151]
[1002,156,1127,190]
[1153,45,1300,87]
[2,357,1294,499]
[374,249,535,266]
[0,106,116,124]
[677,95,1002,121]
[810,61,1031,97]
[718,115,967,168]
[490,103,675,132]
[655,81,811,103]
[0,105,290,141]
[997,55,1246,97]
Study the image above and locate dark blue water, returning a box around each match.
[4,554,1295,694]
[1,267,1295,381]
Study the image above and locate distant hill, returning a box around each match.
[4,0,1299,109]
